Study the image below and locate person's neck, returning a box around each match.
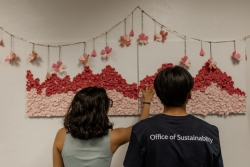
[163,105,188,116]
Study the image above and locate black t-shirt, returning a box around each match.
[124,114,223,167]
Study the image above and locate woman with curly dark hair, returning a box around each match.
[53,86,154,167]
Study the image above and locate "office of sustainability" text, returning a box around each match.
[149,134,213,144]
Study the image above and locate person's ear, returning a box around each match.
[188,91,192,99]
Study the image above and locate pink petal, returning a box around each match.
[235,53,241,59]
[10,52,16,60]
[5,57,10,62]
[91,49,96,57]
[105,46,110,52]
[57,61,62,66]
[200,48,205,56]
[52,64,58,68]
[129,29,134,37]
[139,33,145,39]
[101,49,106,54]
[124,34,131,41]
[232,51,236,56]
[108,48,112,54]
[84,53,89,59]
[182,56,188,62]
[144,35,148,40]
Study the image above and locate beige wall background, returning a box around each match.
[0,0,250,166]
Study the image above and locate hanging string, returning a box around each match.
[201,40,203,49]
[32,43,35,51]
[210,42,212,58]
[10,35,14,52]
[136,43,140,111]
[0,6,249,47]
[47,46,50,71]
[141,10,144,32]
[161,25,163,31]
[106,32,108,46]
[154,20,156,35]
[131,12,134,30]
[59,46,62,61]
[124,18,126,34]
[184,36,186,56]
[93,38,95,49]
[234,41,236,51]
[83,42,86,53]
[138,6,250,43]
[245,38,247,61]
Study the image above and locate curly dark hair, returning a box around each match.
[64,86,113,140]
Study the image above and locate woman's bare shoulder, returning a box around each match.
[54,128,67,152]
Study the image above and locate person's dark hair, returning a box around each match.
[154,66,194,107]
[64,86,113,140]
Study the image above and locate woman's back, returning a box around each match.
[53,86,154,167]
[62,131,112,167]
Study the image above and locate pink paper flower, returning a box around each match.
[91,49,96,57]
[232,51,240,60]
[154,30,168,42]
[28,51,37,62]
[154,34,162,42]
[0,39,4,46]
[200,48,205,56]
[5,52,16,62]
[52,61,66,73]
[120,34,131,46]
[79,53,89,64]
[181,56,190,67]
[129,29,134,37]
[208,58,217,69]
[138,33,148,45]
[101,46,112,58]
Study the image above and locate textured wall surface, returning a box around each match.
[0,0,250,167]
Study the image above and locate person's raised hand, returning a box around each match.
[141,84,155,103]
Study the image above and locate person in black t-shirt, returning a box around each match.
[124,66,224,167]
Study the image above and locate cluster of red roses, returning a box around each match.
[193,61,245,96]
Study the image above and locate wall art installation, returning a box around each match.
[25,42,246,117]
[0,7,248,117]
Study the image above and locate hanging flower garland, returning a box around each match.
[91,39,97,57]
[120,18,131,47]
[208,58,217,69]
[199,41,205,56]
[46,46,51,80]
[79,42,89,64]
[138,11,148,45]
[52,46,66,73]
[208,42,217,69]
[101,32,112,58]
[181,38,190,67]
[5,35,16,62]
[28,44,37,62]
[154,23,168,42]
[232,41,241,60]
[0,39,3,46]
[0,7,249,65]
[129,12,134,37]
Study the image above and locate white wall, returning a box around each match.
[0,0,250,167]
